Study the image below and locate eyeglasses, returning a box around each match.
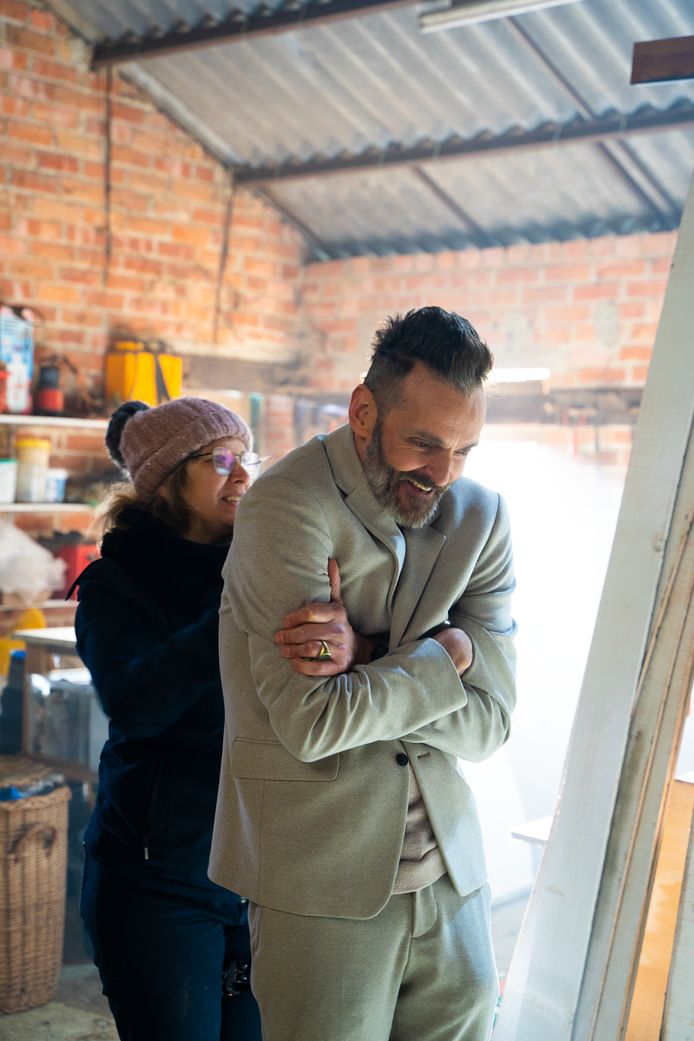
[188,448,264,480]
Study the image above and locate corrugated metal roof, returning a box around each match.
[47,0,694,258]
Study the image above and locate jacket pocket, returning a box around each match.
[230,738,338,781]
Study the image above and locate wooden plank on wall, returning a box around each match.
[661,803,694,1041]
[626,780,694,1041]
[493,167,694,1041]
[574,474,694,1039]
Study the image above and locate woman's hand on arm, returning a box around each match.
[273,559,374,676]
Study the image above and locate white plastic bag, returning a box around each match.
[0,520,66,602]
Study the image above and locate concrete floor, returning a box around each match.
[0,892,529,1040]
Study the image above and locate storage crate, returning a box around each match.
[0,756,70,1013]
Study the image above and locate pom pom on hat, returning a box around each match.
[106,397,253,501]
[106,400,149,472]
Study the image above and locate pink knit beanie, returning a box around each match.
[106,397,253,501]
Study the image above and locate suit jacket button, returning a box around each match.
[396,752,409,766]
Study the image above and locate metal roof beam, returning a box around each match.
[254,187,333,260]
[411,167,502,248]
[508,18,674,221]
[90,0,418,70]
[233,103,694,184]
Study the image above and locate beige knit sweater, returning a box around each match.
[392,767,446,894]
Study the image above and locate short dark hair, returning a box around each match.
[364,306,493,413]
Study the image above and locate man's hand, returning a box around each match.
[274,559,374,676]
[432,626,473,675]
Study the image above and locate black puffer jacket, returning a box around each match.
[75,506,234,891]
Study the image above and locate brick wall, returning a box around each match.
[300,235,674,396]
[1,0,677,414]
[0,0,306,398]
[0,0,681,501]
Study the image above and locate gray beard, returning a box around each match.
[363,423,448,529]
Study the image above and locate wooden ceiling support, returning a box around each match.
[631,36,694,85]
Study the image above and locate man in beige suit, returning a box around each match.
[210,306,516,1041]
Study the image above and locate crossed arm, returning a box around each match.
[276,558,474,678]
[224,474,515,762]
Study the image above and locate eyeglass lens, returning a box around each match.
[211,448,262,478]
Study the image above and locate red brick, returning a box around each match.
[54,130,103,159]
[109,100,149,124]
[0,0,27,19]
[595,260,646,279]
[2,123,39,158]
[35,281,84,303]
[0,233,27,256]
[43,82,103,115]
[0,44,24,69]
[650,256,673,275]
[156,241,195,260]
[36,150,80,173]
[25,100,82,128]
[495,266,541,284]
[577,366,627,384]
[83,290,125,310]
[573,282,619,301]
[630,364,650,383]
[5,25,56,56]
[626,279,668,298]
[0,95,31,116]
[29,8,57,32]
[618,346,652,362]
[522,285,569,306]
[6,118,53,144]
[30,56,78,82]
[60,178,104,205]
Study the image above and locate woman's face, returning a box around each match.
[178,436,252,543]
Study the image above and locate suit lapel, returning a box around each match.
[322,427,454,642]
[390,525,447,648]
[324,427,406,611]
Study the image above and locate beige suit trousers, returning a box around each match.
[248,876,498,1041]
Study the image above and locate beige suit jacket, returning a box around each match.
[209,424,516,919]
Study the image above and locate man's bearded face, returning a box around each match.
[363,420,450,529]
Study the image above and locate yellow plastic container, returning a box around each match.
[0,609,46,675]
[15,438,51,503]
[105,342,182,407]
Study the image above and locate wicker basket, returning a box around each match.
[0,756,70,1013]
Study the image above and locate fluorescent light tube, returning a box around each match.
[419,0,583,33]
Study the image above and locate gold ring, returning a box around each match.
[315,640,332,661]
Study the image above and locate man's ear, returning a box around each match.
[348,384,377,452]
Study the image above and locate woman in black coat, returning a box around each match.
[75,397,266,1041]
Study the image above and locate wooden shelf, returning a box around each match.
[14,626,76,649]
[0,599,75,613]
[0,414,107,429]
[0,502,94,513]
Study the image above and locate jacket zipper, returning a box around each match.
[142,761,162,862]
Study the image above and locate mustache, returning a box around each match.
[399,470,449,493]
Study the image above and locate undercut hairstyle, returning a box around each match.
[364,306,493,414]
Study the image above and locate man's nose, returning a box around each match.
[424,452,459,488]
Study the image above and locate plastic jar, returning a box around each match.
[15,437,51,502]
[44,467,68,503]
[0,458,17,503]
